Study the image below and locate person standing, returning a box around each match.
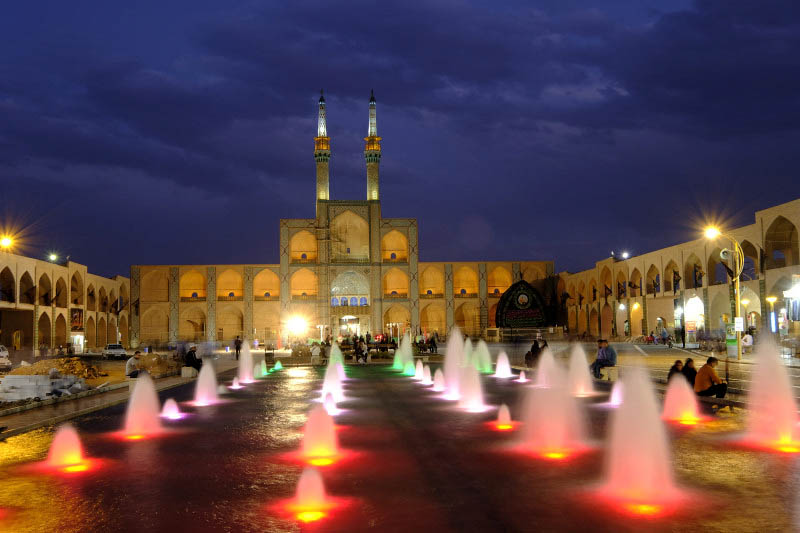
[234,336,242,360]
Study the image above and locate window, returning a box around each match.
[360,297,368,306]
[191,292,198,299]
[350,297,358,306]
[460,288,467,295]
[390,252,396,260]
[341,297,348,306]
[228,292,235,298]
[301,253,307,260]
[427,289,432,295]
[264,292,270,298]
[331,297,338,306]
[494,288,500,295]
[391,290,398,295]
[346,247,351,254]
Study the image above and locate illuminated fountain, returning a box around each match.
[463,337,474,369]
[535,349,561,388]
[662,376,703,425]
[495,404,514,431]
[567,345,595,397]
[160,398,185,420]
[229,376,243,390]
[421,365,433,386]
[519,373,586,460]
[602,368,682,514]
[238,342,254,383]
[289,468,333,523]
[443,327,465,400]
[392,334,414,373]
[328,345,347,381]
[745,342,800,452]
[260,360,268,378]
[46,424,90,472]
[253,363,262,379]
[494,352,513,378]
[414,360,424,380]
[321,361,345,403]
[608,381,624,407]
[473,340,493,374]
[123,373,163,438]
[302,404,339,466]
[273,360,284,372]
[403,359,416,376]
[516,370,528,383]
[193,363,219,406]
[323,392,341,416]
[432,368,445,392]
[458,365,486,412]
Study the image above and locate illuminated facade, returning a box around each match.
[558,198,800,341]
[0,252,130,356]
[131,92,552,346]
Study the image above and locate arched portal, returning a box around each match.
[331,271,369,303]
[38,313,52,349]
[55,314,67,346]
[141,308,169,344]
[420,303,445,334]
[383,305,411,338]
[455,301,480,336]
[383,268,409,297]
[180,270,206,299]
[119,315,129,347]
[453,266,478,296]
[381,230,408,262]
[97,316,107,347]
[765,216,799,269]
[0,267,14,303]
[217,269,243,299]
[86,284,97,311]
[19,271,34,304]
[488,266,512,296]
[179,308,206,341]
[70,272,84,306]
[142,270,169,302]
[331,211,369,261]
[419,266,444,296]
[684,296,705,342]
[85,316,96,349]
[217,306,243,341]
[601,304,613,338]
[254,269,280,299]
[290,269,318,297]
[290,230,318,262]
[589,308,599,336]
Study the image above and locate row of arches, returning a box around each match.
[0,268,128,311]
[141,306,247,344]
[289,228,412,263]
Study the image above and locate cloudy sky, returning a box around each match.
[1,0,799,277]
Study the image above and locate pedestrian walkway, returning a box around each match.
[0,359,238,439]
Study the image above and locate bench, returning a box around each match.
[698,396,739,412]
[180,367,198,378]
[602,366,619,381]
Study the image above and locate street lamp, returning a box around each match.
[0,236,12,250]
[49,253,58,262]
[766,296,778,333]
[704,225,745,360]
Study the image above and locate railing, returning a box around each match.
[216,295,243,302]
[291,294,318,301]
[384,293,408,299]
[382,257,408,264]
[330,257,370,264]
[419,293,444,299]
[454,292,478,298]
[331,305,371,316]
[254,296,280,301]
[290,258,317,264]
[180,297,207,302]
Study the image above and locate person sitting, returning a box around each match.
[694,356,727,398]
[590,339,617,379]
[126,351,142,378]
[184,345,202,371]
[742,331,754,353]
[524,351,534,368]
[681,358,697,386]
[667,360,683,381]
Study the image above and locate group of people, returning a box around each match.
[524,339,550,368]
[668,356,727,398]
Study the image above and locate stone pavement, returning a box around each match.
[0,357,239,439]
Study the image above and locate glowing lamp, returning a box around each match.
[766,296,777,304]
[0,236,12,249]
[704,226,721,240]
[49,253,58,261]
[624,503,662,516]
[622,251,629,259]
[632,303,640,310]
[741,299,749,306]
[287,316,308,336]
[296,511,326,523]
[618,304,625,311]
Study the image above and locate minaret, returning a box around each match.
[314,90,330,205]
[364,89,382,201]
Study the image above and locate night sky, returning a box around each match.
[2,1,799,278]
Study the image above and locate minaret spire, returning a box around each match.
[314,89,331,206]
[364,90,382,201]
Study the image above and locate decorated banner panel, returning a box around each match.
[495,280,547,328]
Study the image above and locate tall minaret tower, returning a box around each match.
[364,90,382,201]
[314,90,330,206]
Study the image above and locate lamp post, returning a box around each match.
[705,226,744,361]
[766,296,778,333]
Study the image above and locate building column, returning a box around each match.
[409,222,420,334]
[244,266,254,339]
[32,301,39,354]
[130,266,140,348]
[445,264,454,334]
[207,267,216,343]
[478,263,488,334]
[169,267,179,343]
[759,278,768,330]
[512,262,521,282]
[641,296,648,336]
[279,222,290,343]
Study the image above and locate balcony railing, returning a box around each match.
[216,295,243,302]
[330,257,370,264]
[180,296,207,302]
[454,292,478,298]
[331,305,371,316]
[382,257,408,264]
[384,293,409,299]
[254,295,280,301]
[419,293,444,299]
[290,257,317,264]
[291,294,318,301]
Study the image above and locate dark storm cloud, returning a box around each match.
[0,0,799,276]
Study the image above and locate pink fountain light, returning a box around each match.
[744,342,800,453]
[567,345,596,397]
[193,364,219,407]
[442,327,464,400]
[432,368,445,392]
[238,342,255,383]
[323,392,341,416]
[160,398,186,420]
[516,370,528,383]
[493,352,513,378]
[420,365,433,386]
[287,468,335,523]
[302,405,339,467]
[122,373,163,439]
[229,376,244,390]
[662,376,705,425]
[600,368,684,516]
[494,403,516,431]
[45,424,96,473]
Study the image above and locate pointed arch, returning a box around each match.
[142,307,169,344]
[217,305,243,341]
[290,230,318,262]
[179,307,206,341]
[0,267,14,303]
[629,269,642,297]
[217,269,244,299]
[615,270,627,299]
[420,303,445,334]
[119,315,129,348]
[453,266,478,296]
[331,210,369,261]
[54,277,67,308]
[663,260,679,292]
[646,265,660,295]
[55,314,67,346]
[19,271,35,304]
[419,266,444,296]
[254,269,280,299]
[381,230,408,262]
[290,268,318,297]
[142,269,169,302]
[740,240,759,281]
[488,266,512,296]
[85,316,96,349]
[765,215,799,269]
[98,287,108,312]
[180,269,206,299]
[97,315,107,347]
[683,254,704,289]
[383,268,409,297]
[455,301,480,336]
[38,313,51,349]
[70,272,84,306]
[86,283,97,311]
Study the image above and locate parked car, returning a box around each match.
[102,344,127,359]
[0,345,11,372]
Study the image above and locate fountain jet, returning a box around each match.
[303,404,339,465]
[160,398,185,420]
[746,342,800,451]
[535,349,561,388]
[443,327,465,399]
[414,360,424,380]
[458,366,486,412]
[494,352,513,378]
[229,376,243,390]
[662,376,703,425]
[603,368,681,512]
[432,368,445,392]
[238,342,254,383]
[321,362,345,403]
[291,468,332,522]
[194,363,219,406]
[567,345,595,397]
[123,373,163,437]
[519,371,586,459]
[473,340,493,374]
[516,370,528,383]
[47,424,85,470]
[496,404,513,430]
[421,365,433,386]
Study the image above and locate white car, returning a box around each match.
[102,344,127,359]
[0,345,11,372]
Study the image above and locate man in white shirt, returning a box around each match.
[126,351,142,378]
